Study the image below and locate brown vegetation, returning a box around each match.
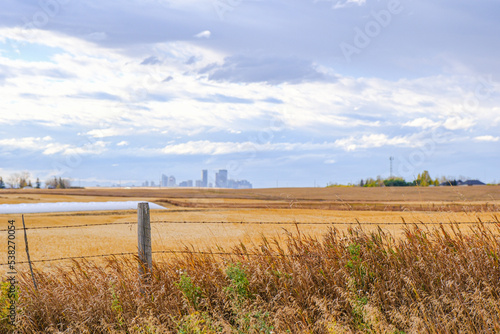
[5,223,500,333]
[1,188,500,332]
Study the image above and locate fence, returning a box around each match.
[2,202,499,269]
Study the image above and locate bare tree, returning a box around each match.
[7,173,20,188]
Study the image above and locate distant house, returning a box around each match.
[459,180,486,186]
[439,179,486,186]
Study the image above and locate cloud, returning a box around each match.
[262,97,283,104]
[330,0,367,9]
[194,30,211,39]
[443,117,475,130]
[68,92,122,101]
[87,128,131,138]
[141,56,162,65]
[474,135,499,142]
[159,135,415,156]
[117,141,129,146]
[0,136,53,151]
[202,55,332,85]
[334,134,411,152]
[403,118,440,129]
[0,136,108,155]
[160,141,331,156]
[195,94,254,104]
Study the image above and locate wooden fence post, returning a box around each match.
[137,203,152,278]
[22,215,37,290]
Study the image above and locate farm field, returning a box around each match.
[1,186,499,269]
[1,187,500,332]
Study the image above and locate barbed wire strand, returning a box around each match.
[0,221,135,232]
[0,250,303,266]
[0,220,498,232]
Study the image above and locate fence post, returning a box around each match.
[137,203,152,278]
[22,215,37,290]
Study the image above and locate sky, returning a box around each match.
[0,0,499,188]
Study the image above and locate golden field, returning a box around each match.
[0,186,499,271]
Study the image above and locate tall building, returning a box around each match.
[215,169,228,188]
[227,179,252,189]
[201,169,208,187]
[161,174,168,187]
[168,176,176,187]
[179,180,193,187]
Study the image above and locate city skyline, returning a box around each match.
[141,169,252,189]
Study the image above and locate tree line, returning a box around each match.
[328,170,485,188]
[0,172,71,189]
[359,170,477,187]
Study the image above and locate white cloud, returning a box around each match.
[87,128,131,138]
[158,135,415,155]
[194,30,211,39]
[0,136,108,156]
[117,141,129,146]
[0,136,54,150]
[333,134,411,152]
[331,0,366,9]
[403,118,440,129]
[160,141,318,155]
[442,117,475,130]
[474,135,499,142]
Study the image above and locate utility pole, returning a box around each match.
[389,156,394,178]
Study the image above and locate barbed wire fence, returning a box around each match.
[2,204,499,267]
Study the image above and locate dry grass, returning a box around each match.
[2,208,498,270]
[4,223,500,333]
[1,188,500,332]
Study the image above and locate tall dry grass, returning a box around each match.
[3,223,500,333]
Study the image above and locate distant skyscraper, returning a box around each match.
[168,176,176,187]
[202,170,208,187]
[162,174,168,187]
[179,180,193,187]
[215,169,228,188]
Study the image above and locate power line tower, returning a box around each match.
[389,156,394,178]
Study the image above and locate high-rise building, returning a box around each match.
[201,170,208,187]
[168,176,176,187]
[228,179,253,189]
[179,180,193,187]
[161,174,168,187]
[215,169,228,188]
